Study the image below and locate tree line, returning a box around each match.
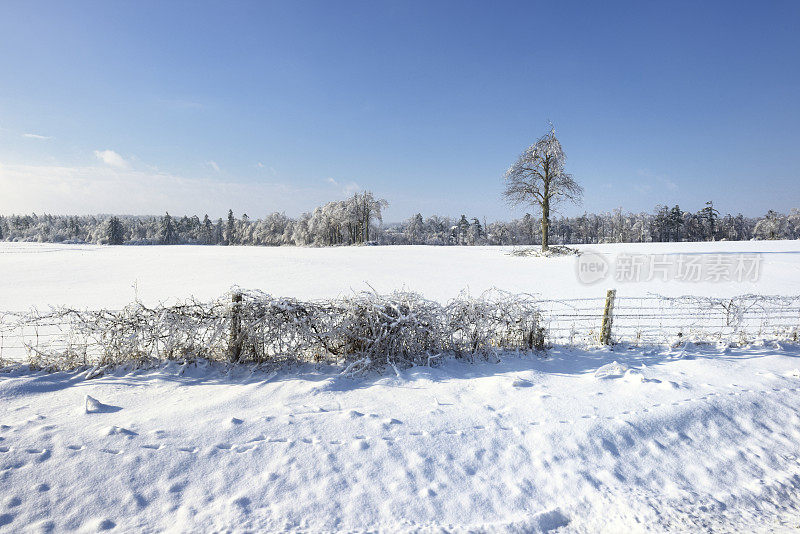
[1,199,797,247]
[0,192,389,247]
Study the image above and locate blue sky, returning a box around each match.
[1,0,798,221]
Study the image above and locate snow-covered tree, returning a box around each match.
[105,216,125,245]
[225,210,236,245]
[160,213,178,245]
[503,125,583,252]
[754,210,787,240]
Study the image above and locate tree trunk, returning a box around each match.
[541,199,550,252]
[541,159,551,253]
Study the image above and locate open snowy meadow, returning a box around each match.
[2,240,800,532]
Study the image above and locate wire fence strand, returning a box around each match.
[1,291,799,371]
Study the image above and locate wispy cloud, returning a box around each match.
[637,169,678,192]
[0,160,329,217]
[207,160,221,172]
[22,133,52,140]
[256,162,277,176]
[326,177,361,195]
[94,149,130,169]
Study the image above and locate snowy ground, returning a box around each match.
[2,241,800,532]
[1,240,799,311]
[3,343,800,532]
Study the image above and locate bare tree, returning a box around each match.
[503,126,583,252]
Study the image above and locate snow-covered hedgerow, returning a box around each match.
[4,291,798,374]
[0,290,545,373]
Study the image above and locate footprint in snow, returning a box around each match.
[103,426,137,438]
[35,483,50,492]
[97,519,116,531]
[168,482,187,493]
[26,449,51,462]
[230,418,244,425]
[232,496,251,511]
[178,446,198,454]
[348,410,364,418]
[382,418,403,430]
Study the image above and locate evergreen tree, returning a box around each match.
[202,214,214,244]
[225,209,236,245]
[700,201,720,241]
[215,218,225,244]
[457,215,470,245]
[468,217,484,245]
[669,205,683,241]
[160,212,177,245]
[106,216,125,245]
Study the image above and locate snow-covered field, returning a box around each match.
[1,240,799,311]
[2,241,800,532]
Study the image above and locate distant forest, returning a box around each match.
[1,192,798,246]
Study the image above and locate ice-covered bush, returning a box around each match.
[1,290,546,374]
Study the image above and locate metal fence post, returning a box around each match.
[600,289,616,345]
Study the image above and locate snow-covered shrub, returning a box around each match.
[332,291,443,373]
[446,290,545,355]
[1,290,547,373]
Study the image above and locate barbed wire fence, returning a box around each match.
[1,290,799,373]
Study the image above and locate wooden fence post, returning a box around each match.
[600,289,616,345]
[229,292,243,362]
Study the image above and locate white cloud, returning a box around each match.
[326,177,361,195]
[0,160,336,217]
[22,133,52,140]
[256,162,277,176]
[207,160,221,172]
[637,169,678,192]
[94,149,129,169]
